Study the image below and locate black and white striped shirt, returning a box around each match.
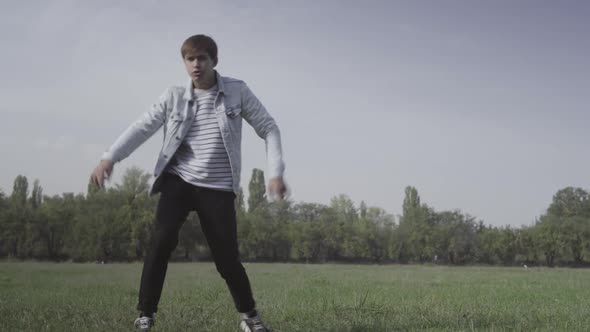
[167,85,233,191]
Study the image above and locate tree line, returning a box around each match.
[1,167,589,267]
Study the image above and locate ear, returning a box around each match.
[213,57,218,67]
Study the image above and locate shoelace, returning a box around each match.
[251,319,266,331]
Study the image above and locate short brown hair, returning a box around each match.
[181,34,218,62]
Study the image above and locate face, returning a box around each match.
[183,50,216,83]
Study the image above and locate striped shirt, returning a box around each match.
[167,85,233,191]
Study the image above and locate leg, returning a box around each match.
[195,187,255,313]
[137,174,194,314]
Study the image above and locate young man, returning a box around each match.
[89,34,286,332]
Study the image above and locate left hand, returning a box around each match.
[268,177,288,201]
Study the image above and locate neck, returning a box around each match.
[193,72,216,90]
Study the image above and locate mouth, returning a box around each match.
[192,71,201,77]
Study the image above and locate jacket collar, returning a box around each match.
[183,71,224,101]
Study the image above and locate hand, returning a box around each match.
[89,159,114,189]
[268,177,288,201]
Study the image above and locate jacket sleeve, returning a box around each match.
[101,88,170,163]
[240,83,285,179]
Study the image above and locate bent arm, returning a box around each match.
[101,88,171,163]
[240,83,285,179]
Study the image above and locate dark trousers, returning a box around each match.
[136,173,255,314]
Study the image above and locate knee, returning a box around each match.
[152,230,179,255]
[216,259,244,279]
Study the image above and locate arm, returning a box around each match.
[90,88,170,188]
[240,83,287,198]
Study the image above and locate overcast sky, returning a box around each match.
[1,0,588,227]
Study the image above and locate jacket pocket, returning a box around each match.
[225,105,242,119]
[168,112,184,122]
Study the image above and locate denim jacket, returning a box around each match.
[101,72,285,194]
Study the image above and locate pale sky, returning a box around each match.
[1,1,588,227]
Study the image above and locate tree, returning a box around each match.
[534,215,562,267]
[235,187,246,216]
[265,200,293,261]
[514,226,538,265]
[38,194,77,260]
[360,201,367,219]
[114,167,154,260]
[248,168,266,213]
[433,211,477,264]
[330,194,358,224]
[360,206,395,262]
[536,187,590,266]
[289,203,329,262]
[4,175,31,257]
[30,179,43,210]
[561,216,590,265]
[0,190,7,257]
[402,186,420,218]
[116,166,151,201]
[11,175,29,209]
[20,179,45,258]
[399,186,432,263]
[547,187,589,218]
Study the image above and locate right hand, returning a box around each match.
[89,159,114,189]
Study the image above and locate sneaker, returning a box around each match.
[240,314,269,332]
[134,316,155,331]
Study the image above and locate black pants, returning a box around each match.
[136,173,255,314]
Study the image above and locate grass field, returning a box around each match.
[1,262,589,331]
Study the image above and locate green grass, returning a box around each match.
[1,263,589,331]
